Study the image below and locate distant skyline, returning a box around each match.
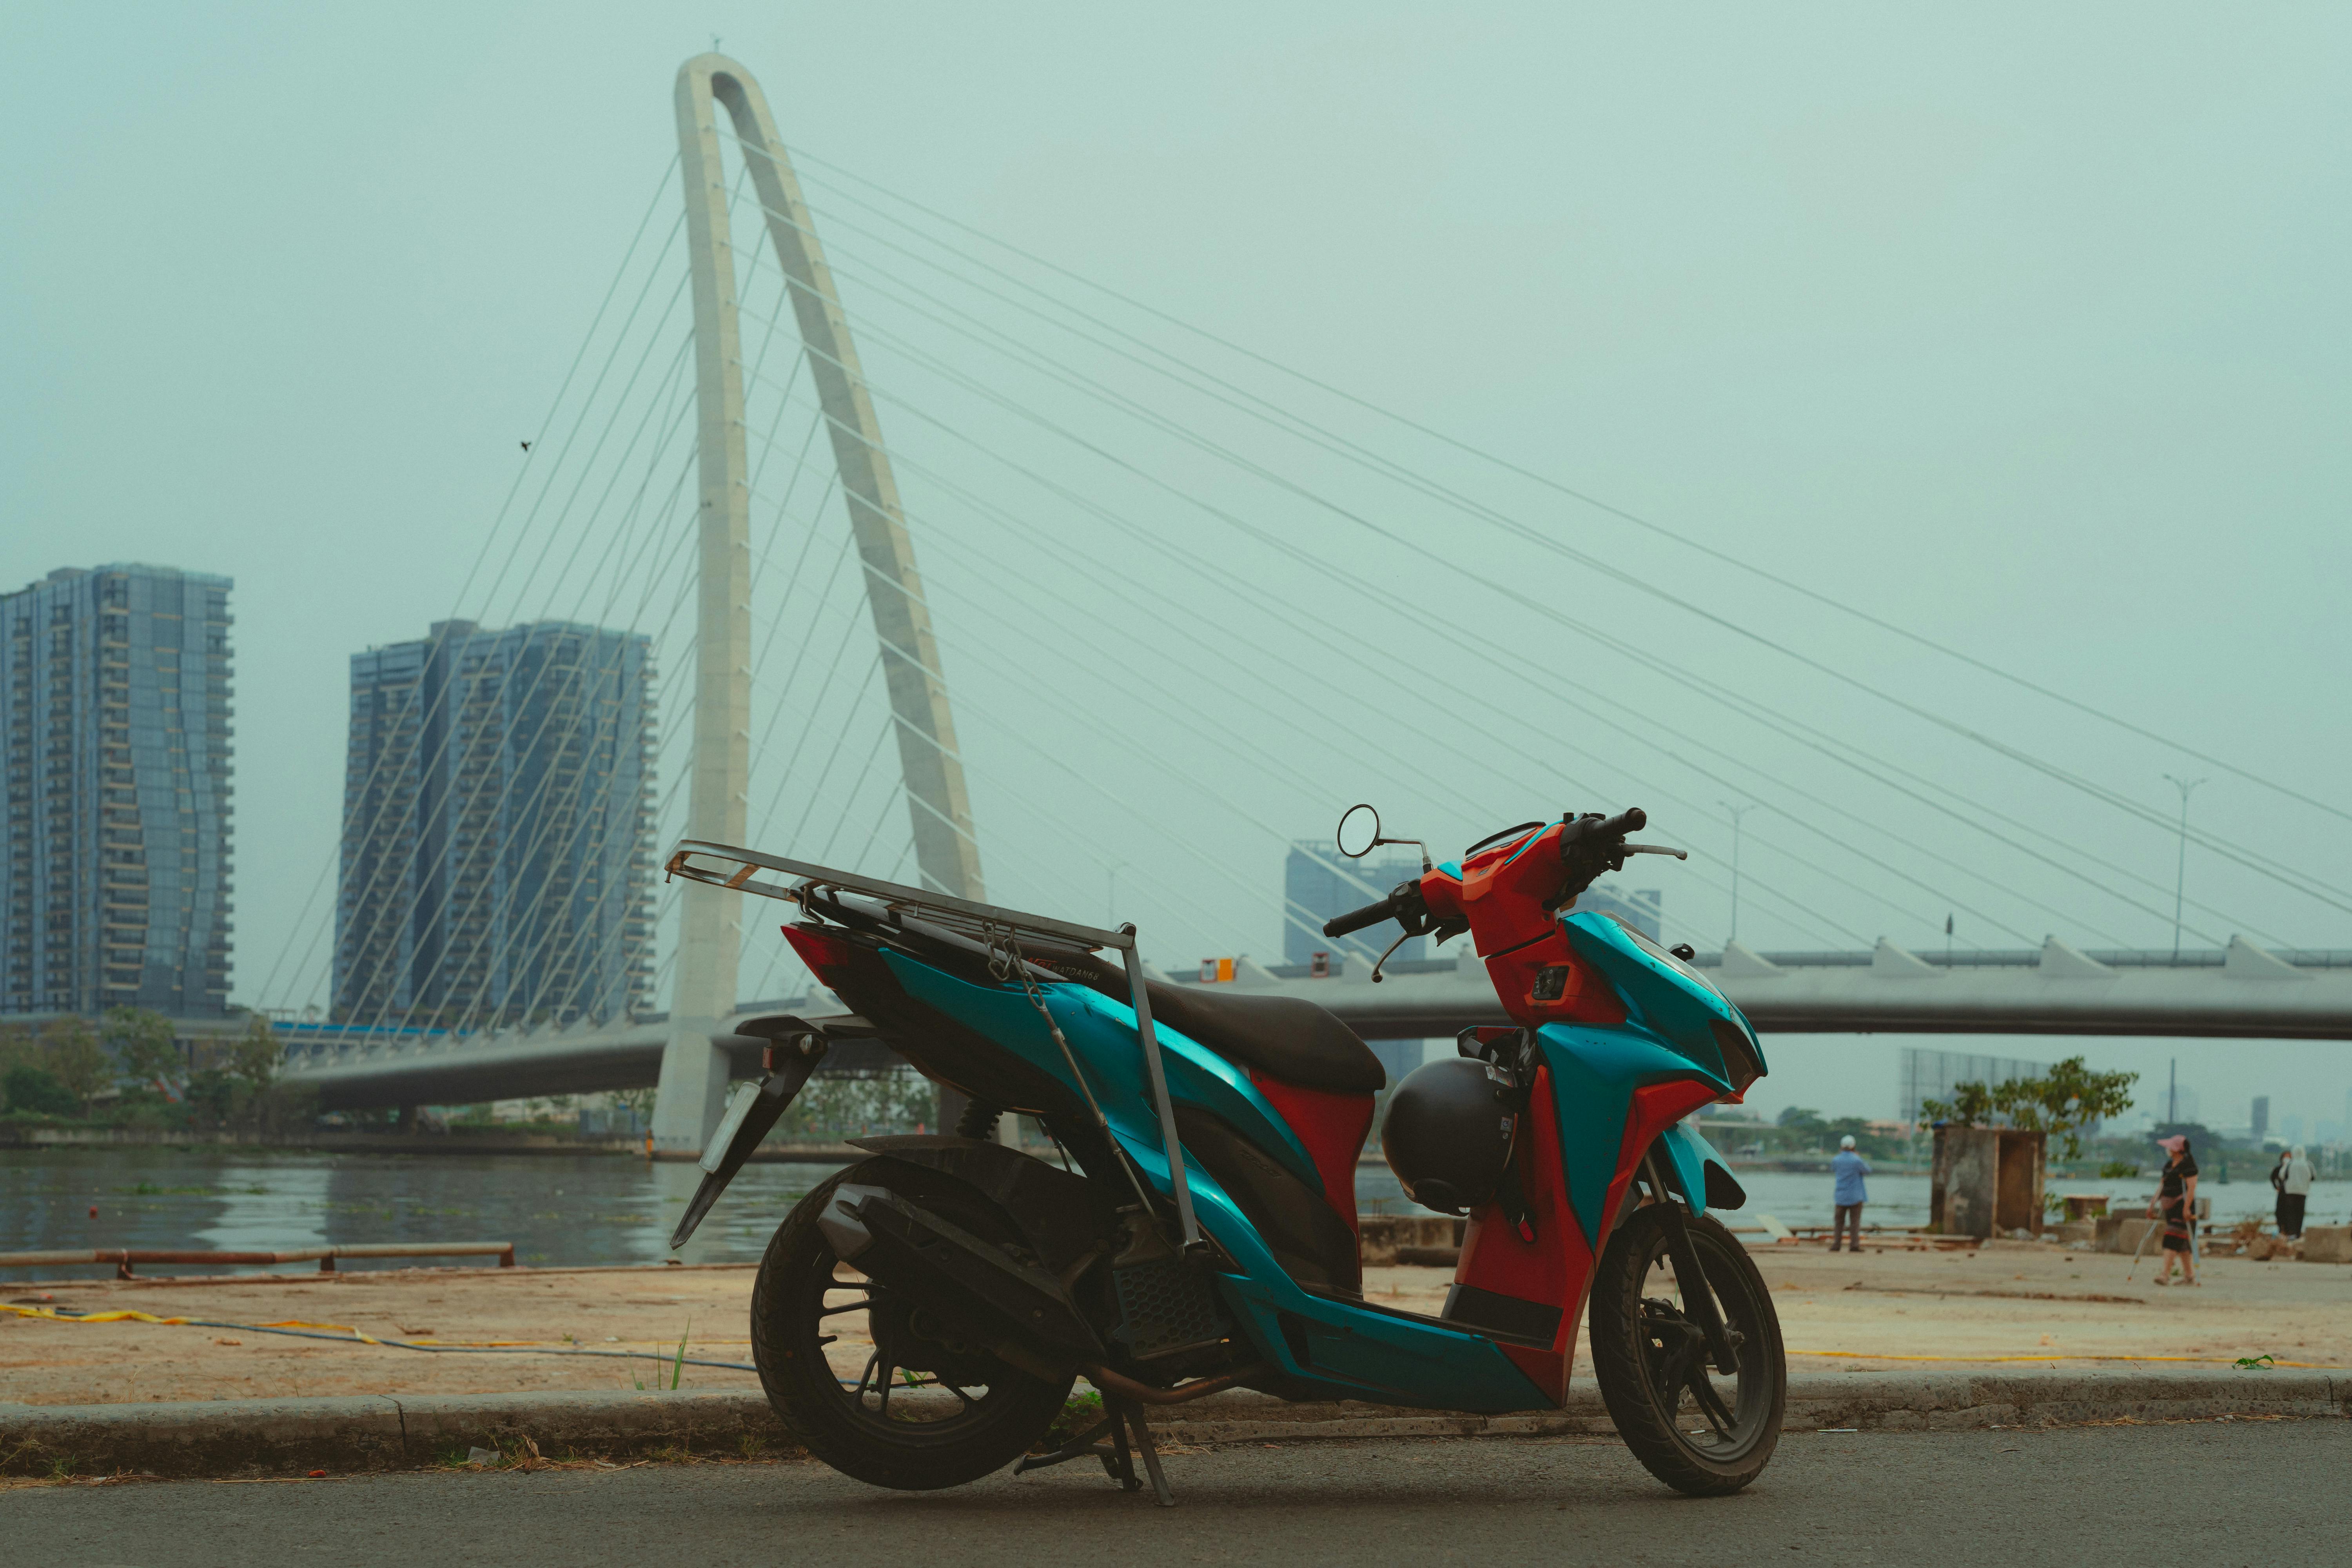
[5,4,2348,1128]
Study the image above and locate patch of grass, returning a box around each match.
[0,1437,52,1479]
[1038,1390,1104,1450]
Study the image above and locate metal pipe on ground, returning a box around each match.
[1,1243,515,1279]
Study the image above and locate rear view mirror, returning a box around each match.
[1336,804,1380,859]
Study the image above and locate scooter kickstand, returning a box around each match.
[1011,1413,1118,1481]
[1110,1394,1176,1508]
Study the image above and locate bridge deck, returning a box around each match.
[272,938,2352,1110]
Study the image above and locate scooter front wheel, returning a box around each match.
[1588,1203,1786,1495]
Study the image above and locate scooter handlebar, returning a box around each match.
[1322,891,1405,939]
[1560,806,1646,850]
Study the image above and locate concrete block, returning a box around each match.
[2301,1225,2352,1264]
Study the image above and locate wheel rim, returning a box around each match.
[1631,1221,1775,1464]
[797,1248,1028,1440]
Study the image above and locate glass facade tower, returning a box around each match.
[1,564,235,1016]
[333,619,655,1032]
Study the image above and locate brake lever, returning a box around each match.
[1621,843,1689,860]
[1368,927,1414,984]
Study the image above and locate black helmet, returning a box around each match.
[1381,1058,1517,1216]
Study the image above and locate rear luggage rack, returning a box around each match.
[666,839,1205,1256]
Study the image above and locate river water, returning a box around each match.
[5,1149,2341,1282]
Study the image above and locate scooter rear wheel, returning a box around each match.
[750,1161,1075,1490]
[1588,1203,1786,1495]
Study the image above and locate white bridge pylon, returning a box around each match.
[653,54,985,1152]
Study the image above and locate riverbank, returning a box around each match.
[6,1239,2348,1410]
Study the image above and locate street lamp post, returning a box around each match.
[2163,775,2205,963]
[1719,802,1752,944]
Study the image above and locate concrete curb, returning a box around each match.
[0,1390,780,1479]
[1151,1368,2352,1444]
[3,1370,2343,1479]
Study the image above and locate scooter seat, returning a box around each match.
[1034,950,1386,1094]
[1145,985,1387,1095]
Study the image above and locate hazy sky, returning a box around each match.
[5,4,2348,1128]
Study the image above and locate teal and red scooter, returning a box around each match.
[667,804,1784,1503]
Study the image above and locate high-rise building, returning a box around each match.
[334,619,654,1032]
[1,564,234,1016]
[1895,1046,2049,1127]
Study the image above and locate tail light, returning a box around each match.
[782,922,858,982]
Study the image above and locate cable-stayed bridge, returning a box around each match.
[255,54,2352,1147]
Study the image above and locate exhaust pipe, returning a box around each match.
[820,1185,1107,1375]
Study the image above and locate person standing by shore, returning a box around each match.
[1832,1133,1870,1252]
[2152,1134,2199,1286]
[2275,1145,2315,1238]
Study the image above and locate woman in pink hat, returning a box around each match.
[2150,1134,2199,1285]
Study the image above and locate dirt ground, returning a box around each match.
[5,1241,2347,1407]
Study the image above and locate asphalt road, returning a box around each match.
[8,1422,2343,1566]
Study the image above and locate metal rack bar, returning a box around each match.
[1124,929,1201,1251]
[665,839,1203,1250]
[667,840,1124,950]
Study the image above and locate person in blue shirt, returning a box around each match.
[1831,1134,1871,1252]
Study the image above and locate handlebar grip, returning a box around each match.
[1560,806,1647,858]
[1322,894,1402,939]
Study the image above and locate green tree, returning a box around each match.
[4,1062,80,1117]
[40,1016,113,1112]
[1776,1105,1825,1131]
[184,1065,237,1126]
[1921,1055,2137,1160]
[225,1014,280,1093]
[103,1007,181,1096]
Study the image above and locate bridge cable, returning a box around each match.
[724,235,2332,931]
[769,137,2352,835]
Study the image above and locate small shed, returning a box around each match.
[1930,1125,2046,1239]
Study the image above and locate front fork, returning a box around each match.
[1641,1150,1740,1377]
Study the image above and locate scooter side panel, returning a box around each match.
[1539,1023,1728,1248]
[881,954,1555,1413]
[878,952,1321,1191]
[1447,1065,1588,1405]
[1106,1121,1553,1413]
